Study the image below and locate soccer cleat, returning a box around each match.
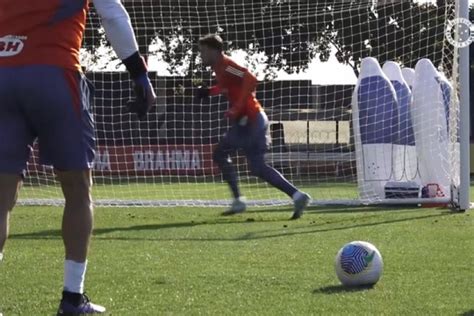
[291,192,311,220]
[57,291,106,316]
[222,197,247,216]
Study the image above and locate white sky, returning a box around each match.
[273,53,358,85]
[87,0,473,84]
[145,40,359,84]
[420,0,474,3]
[282,0,474,84]
[230,0,473,84]
[278,0,474,84]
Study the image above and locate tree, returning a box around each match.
[326,0,457,77]
[82,0,461,79]
[83,1,336,78]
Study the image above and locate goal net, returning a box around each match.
[19,0,469,208]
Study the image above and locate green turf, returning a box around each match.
[19,181,359,202]
[0,199,473,315]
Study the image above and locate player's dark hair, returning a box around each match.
[199,34,224,52]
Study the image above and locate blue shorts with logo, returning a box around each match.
[0,65,95,174]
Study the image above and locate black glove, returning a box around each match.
[126,74,156,120]
[123,52,156,120]
[195,86,210,101]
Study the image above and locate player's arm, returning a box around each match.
[92,0,156,119]
[226,69,257,119]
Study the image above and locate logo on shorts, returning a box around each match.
[445,18,474,48]
[0,35,27,57]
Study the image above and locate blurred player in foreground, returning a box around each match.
[0,0,155,314]
[196,34,311,220]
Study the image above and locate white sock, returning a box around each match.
[292,191,303,201]
[64,260,87,294]
[0,253,3,262]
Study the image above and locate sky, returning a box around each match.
[85,0,473,84]
[272,0,474,84]
[417,0,474,3]
[276,0,474,84]
[146,44,359,85]
[232,49,359,85]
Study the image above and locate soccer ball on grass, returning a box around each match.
[334,241,383,287]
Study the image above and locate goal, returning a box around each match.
[19,0,471,210]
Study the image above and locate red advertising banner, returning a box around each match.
[92,144,218,176]
[27,144,219,176]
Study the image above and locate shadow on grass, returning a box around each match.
[313,284,375,294]
[9,216,289,240]
[226,212,448,241]
[9,211,449,242]
[253,205,449,215]
[459,310,474,316]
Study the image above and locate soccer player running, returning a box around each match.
[196,35,311,220]
[0,0,155,314]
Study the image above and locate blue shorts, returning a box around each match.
[219,111,271,156]
[0,65,95,174]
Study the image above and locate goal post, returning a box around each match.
[18,0,471,210]
[457,0,471,211]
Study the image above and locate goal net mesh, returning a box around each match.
[19,0,461,207]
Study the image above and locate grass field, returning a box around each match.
[0,186,473,315]
[18,181,359,203]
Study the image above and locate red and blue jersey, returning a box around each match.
[0,0,89,71]
[210,55,263,121]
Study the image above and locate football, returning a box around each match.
[335,241,383,286]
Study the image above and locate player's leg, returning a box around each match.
[246,154,298,197]
[0,175,22,261]
[246,112,297,196]
[57,170,103,314]
[212,126,247,214]
[246,153,310,219]
[0,67,35,261]
[58,170,93,261]
[18,65,104,314]
[213,139,240,199]
[56,169,99,310]
[246,112,311,219]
